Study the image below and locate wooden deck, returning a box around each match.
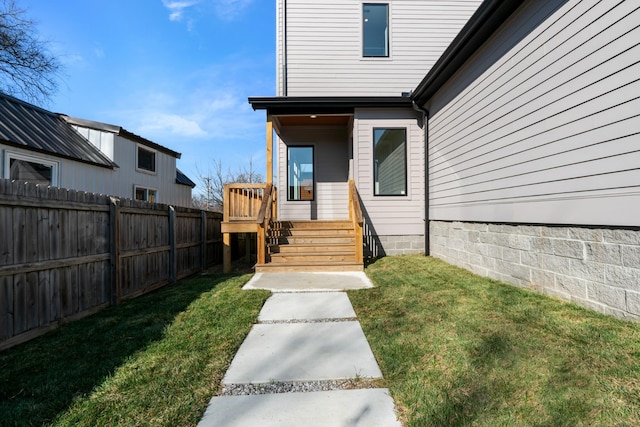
[222,180,363,273]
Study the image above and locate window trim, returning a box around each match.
[286,145,315,202]
[373,127,407,197]
[362,2,390,59]
[3,150,59,186]
[136,145,157,174]
[134,185,158,203]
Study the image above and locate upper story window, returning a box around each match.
[137,146,156,173]
[4,151,58,186]
[373,128,406,196]
[363,3,389,57]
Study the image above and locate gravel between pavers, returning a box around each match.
[221,379,380,396]
[259,317,357,324]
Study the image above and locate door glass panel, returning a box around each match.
[287,146,314,201]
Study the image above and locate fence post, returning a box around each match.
[109,197,121,305]
[169,206,176,283]
[201,210,207,270]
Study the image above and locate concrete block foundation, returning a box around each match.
[430,221,640,320]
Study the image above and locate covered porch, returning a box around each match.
[221,96,413,272]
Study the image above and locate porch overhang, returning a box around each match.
[248,96,413,116]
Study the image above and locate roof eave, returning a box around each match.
[248,96,413,115]
[411,0,526,107]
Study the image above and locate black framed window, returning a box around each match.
[373,128,406,196]
[363,3,389,57]
[287,146,314,201]
[137,146,156,172]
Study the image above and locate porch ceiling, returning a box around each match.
[277,115,351,126]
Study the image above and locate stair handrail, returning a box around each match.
[256,183,274,224]
[256,183,274,265]
[349,180,364,264]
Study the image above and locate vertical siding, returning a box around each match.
[278,126,349,220]
[354,108,424,235]
[427,0,640,226]
[281,0,481,96]
[1,133,193,207]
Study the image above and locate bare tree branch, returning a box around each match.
[193,157,264,211]
[0,0,61,103]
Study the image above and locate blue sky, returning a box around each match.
[23,0,275,195]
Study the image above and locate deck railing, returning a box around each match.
[223,183,269,222]
[349,179,364,264]
[222,182,277,272]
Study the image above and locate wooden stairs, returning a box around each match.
[255,220,364,272]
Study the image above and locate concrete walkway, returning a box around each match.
[198,272,402,427]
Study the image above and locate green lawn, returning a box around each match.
[0,273,269,427]
[349,255,640,427]
[2,256,639,426]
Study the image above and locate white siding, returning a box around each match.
[278,0,481,96]
[2,130,193,207]
[354,108,424,235]
[278,126,350,220]
[427,0,640,227]
[73,126,115,161]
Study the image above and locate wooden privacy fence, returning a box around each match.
[0,179,223,351]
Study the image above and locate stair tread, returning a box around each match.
[270,251,355,256]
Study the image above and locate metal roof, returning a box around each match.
[176,168,196,187]
[0,93,116,168]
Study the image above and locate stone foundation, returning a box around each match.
[365,234,425,258]
[430,221,640,320]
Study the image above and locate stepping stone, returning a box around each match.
[198,389,402,427]
[223,322,382,384]
[243,272,374,292]
[258,292,356,322]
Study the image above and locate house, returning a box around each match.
[0,93,195,207]
[230,0,482,273]
[236,0,640,318]
[63,115,195,206]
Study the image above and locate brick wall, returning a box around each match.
[430,221,640,320]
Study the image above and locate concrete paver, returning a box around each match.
[243,272,374,292]
[199,274,401,426]
[222,321,382,384]
[258,292,356,322]
[198,389,402,427]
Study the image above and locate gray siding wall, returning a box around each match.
[426,0,640,226]
[354,108,425,237]
[278,0,481,96]
[425,0,640,320]
[278,126,350,220]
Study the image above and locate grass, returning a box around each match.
[3,256,639,426]
[0,272,269,427]
[349,255,640,426]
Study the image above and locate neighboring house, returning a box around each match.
[249,0,640,318]
[0,93,195,207]
[63,116,195,207]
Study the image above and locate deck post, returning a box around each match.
[223,232,231,273]
[266,116,273,185]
